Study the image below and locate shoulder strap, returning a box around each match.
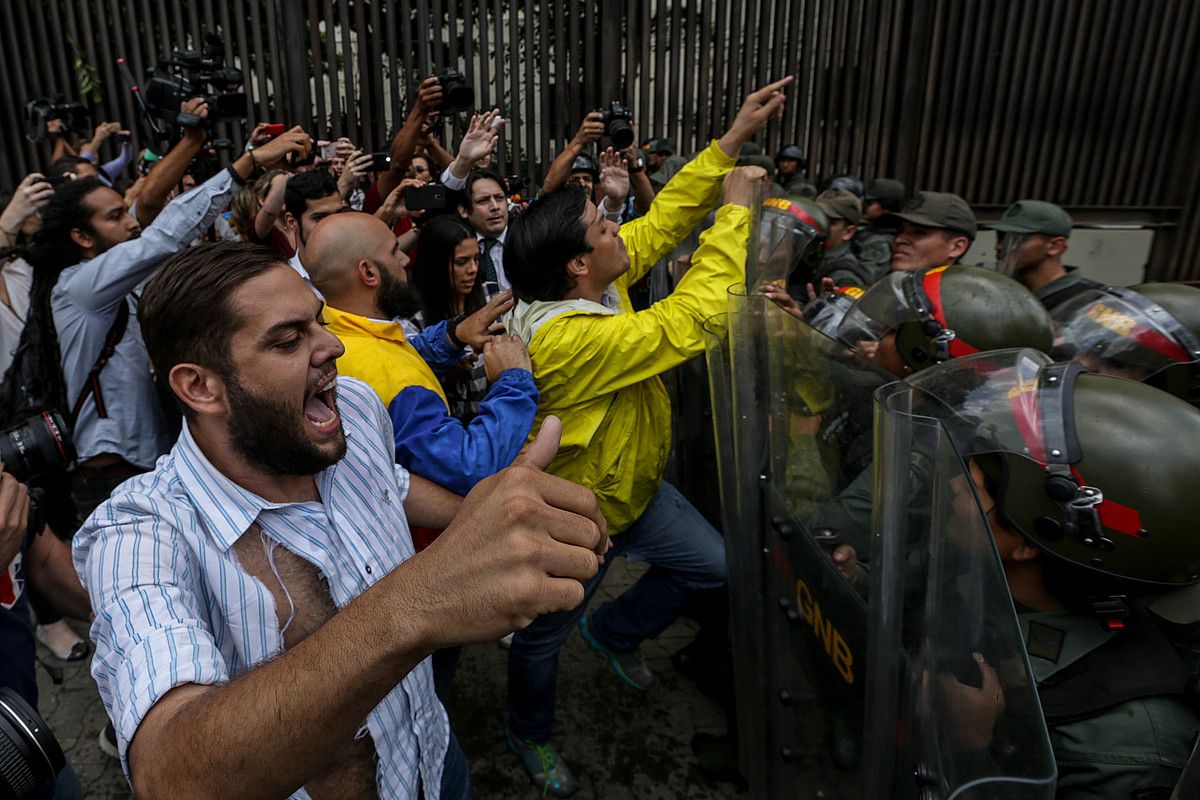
[69,300,131,426]
[1037,606,1198,725]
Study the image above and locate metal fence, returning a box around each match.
[2,0,1198,279]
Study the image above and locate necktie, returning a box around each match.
[480,237,499,285]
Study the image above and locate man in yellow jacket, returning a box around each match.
[500,77,791,796]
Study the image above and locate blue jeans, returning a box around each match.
[506,481,726,742]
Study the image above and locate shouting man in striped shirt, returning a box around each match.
[72,241,609,800]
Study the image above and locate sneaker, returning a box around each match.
[577,615,653,691]
[97,723,119,760]
[505,727,578,798]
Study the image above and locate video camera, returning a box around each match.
[25,96,89,144]
[143,42,248,129]
[596,101,634,149]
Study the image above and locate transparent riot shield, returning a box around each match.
[864,377,1057,799]
[710,277,895,798]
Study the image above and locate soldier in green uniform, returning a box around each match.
[896,353,1200,799]
[813,188,875,288]
[854,177,905,280]
[885,190,977,272]
[773,144,817,197]
[990,199,1102,313]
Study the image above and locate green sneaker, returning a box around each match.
[505,727,578,798]
[577,615,654,691]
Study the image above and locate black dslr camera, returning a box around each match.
[435,68,475,113]
[143,42,248,129]
[25,96,90,143]
[0,412,76,537]
[596,101,635,149]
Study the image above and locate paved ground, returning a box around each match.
[37,558,744,799]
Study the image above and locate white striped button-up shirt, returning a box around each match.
[73,377,449,799]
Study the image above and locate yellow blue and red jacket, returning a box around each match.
[505,140,748,534]
[325,306,539,494]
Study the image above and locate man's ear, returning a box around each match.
[69,227,94,251]
[844,223,857,243]
[282,211,298,232]
[169,363,227,418]
[566,253,589,280]
[356,258,381,288]
[1046,236,1068,258]
[948,235,970,260]
[457,203,470,220]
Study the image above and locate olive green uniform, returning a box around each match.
[816,242,873,288]
[854,226,896,282]
[780,173,817,198]
[1022,610,1198,799]
[1033,267,1103,314]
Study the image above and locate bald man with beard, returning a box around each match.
[305,212,540,496]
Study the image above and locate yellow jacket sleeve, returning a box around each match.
[533,203,750,400]
[617,140,737,288]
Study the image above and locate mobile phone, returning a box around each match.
[319,142,339,160]
[262,123,286,137]
[40,176,71,189]
[115,131,132,144]
[369,152,392,172]
[406,184,448,211]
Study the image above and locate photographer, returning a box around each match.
[543,113,653,218]
[22,124,311,527]
[1,462,91,800]
[128,98,214,226]
[78,122,134,187]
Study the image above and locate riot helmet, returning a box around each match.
[837,265,1053,375]
[569,153,600,180]
[757,196,827,287]
[1052,283,1200,405]
[827,175,865,202]
[900,349,1200,586]
[774,144,807,170]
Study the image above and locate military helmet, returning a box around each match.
[774,144,807,169]
[906,349,1200,586]
[569,154,600,179]
[827,175,865,201]
[1052,283,1200,406]
[759,196,827,285]
[837,265,1053,372]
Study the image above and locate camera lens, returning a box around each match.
[606,119,634,150]
[0,688,65,799]
[0,413,76,484]
[438,69,476,113]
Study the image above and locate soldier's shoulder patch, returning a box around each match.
[1026,619,1066,662]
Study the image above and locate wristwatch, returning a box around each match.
[628,155,645,173]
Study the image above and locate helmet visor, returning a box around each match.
[757,199,825,286]
[1052,288,1200,380]
[835,271,913,345]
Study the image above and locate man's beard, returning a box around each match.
[91,228,140,257]
[377,265,424,320]
[225,372,346,476]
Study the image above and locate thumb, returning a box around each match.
[515,415,561,471]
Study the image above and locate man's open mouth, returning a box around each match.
[304,376,339,431]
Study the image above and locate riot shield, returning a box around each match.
[710,278,895,798]
[863,360,1058,799]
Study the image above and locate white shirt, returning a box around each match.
[289,252,324,301]
[74,377,449,798]
[0,258,32,376]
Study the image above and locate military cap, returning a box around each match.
[864,178,905,211]
[887,190,977,239]
[641,138,675,154]
[775,144,806,166]
[991,200,1072,238]
[816,187,864,226]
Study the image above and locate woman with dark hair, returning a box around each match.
[410,215,489,421]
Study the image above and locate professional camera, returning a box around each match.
[0,412,75,484]
[0,688,65,799]
[143,42,248,128]
[505,174,530,198]
[24,97,89,144]
[435,68,475,113]
[596,101,635,149]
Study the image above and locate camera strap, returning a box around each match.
[69,300,130,426]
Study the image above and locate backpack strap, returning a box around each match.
[68,300,131,426]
